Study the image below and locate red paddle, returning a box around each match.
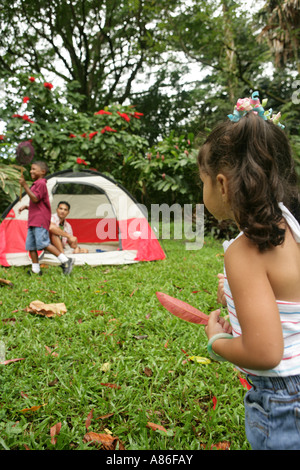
[156,292,208,325]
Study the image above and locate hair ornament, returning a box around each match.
[228,91,285,129]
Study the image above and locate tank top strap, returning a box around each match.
[279,202,300,243]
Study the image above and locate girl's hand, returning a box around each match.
[205,309,232,339]
[217,273,227,306]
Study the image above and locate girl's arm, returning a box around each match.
[206,237,284,370]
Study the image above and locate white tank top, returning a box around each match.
[223,203,300,377]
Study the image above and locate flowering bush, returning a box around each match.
[0,73,201,209]
[130,131,200,206]
[1,74,148,186]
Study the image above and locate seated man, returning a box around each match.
[50,201,88,254]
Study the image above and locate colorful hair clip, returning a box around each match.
[228,91,285,129]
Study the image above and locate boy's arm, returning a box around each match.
[19,177,39,204]
[18,205,29,213]
[49,223,78,248]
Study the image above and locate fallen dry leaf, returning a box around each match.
[26,300,67,317]
[50,422,62,445]
[100,362,111,372]
[97,413,114,420]
[210,441,230,450]
[100,383,121,389]
[48,378,59,387]
[239,377,252,390]
[212,396,217,410]
[146,422,168,433]
[0,278,13,287]
[83,431,124,450]
[189,356,211,364]
[130,288,138,297]
[20,403,47,413]
[144,367,153,377]
[85,409,94,430]
[45,345,59,357]
[1,357,25,365]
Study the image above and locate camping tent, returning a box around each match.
[0,169,166,267]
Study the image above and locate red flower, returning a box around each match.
[44,82,53,90]
[23,96,30,104]
[162,173,166,179]
[69,133,76,138]
[22,114,35,124]
[29,76,35,82]
[133,112,144,119]
[81,133,87,138]
[76,157,88,165]
[0,135,4,140]
[117,111,130,122]
[101,126,117,134]
[12,114,34,123]
[89,131,98,140]
[94,110,112,115]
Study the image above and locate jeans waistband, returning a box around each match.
[247,374,300,395]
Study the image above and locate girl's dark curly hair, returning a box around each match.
[198,112,300,252]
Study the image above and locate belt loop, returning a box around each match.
[286,376,299,395]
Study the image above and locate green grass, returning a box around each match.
[0,237,250,450]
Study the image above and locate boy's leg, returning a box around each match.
[50,233,64,253]
[45,243,75,275]
[26,228,41,274]
[30,250,39,263]
[29,250,41,274]
[32,227,74,275]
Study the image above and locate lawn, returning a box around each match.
[0,236,250,450]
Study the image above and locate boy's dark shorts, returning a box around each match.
[26,226,50,251]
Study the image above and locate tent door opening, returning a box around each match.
[51,181,121,253]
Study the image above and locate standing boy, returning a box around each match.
[19,161,74,275]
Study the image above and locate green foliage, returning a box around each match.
[0,162,21,204]
[130,131,201,207]
[1,74,148,176]
[0,74,203,212]
[0,0,177,113]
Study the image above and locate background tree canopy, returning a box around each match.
[0,0,299,215]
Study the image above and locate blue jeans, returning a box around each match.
[26,226,50,251]
[244,374,300,450]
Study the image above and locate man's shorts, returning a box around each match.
[26,226,50,251]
